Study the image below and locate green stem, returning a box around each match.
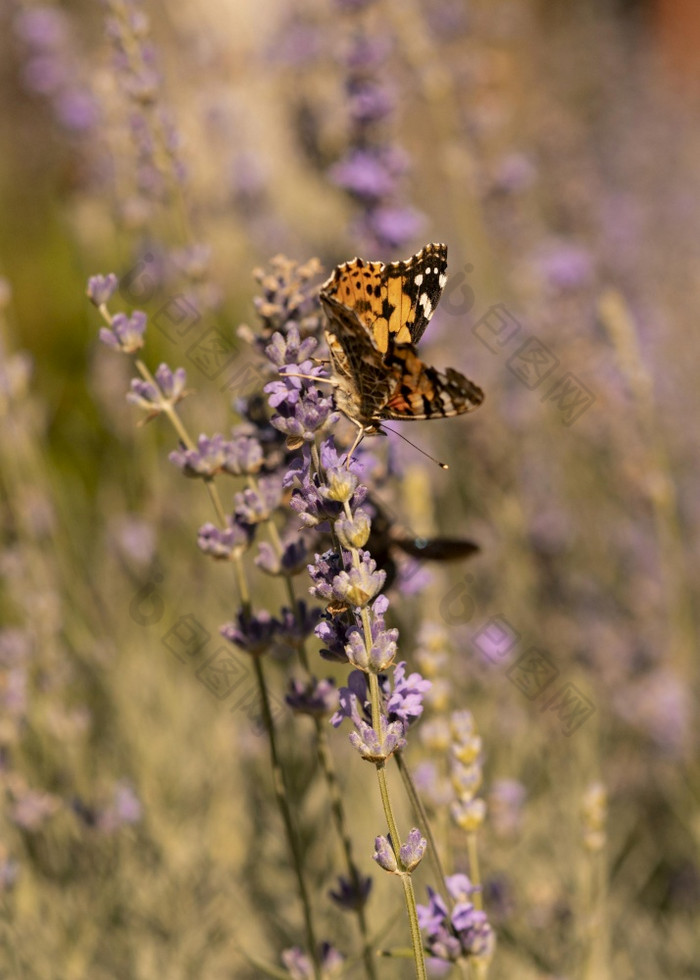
[341,503,427,979]
[396,752,450,897]
[250,470,375,977]
[400,873,428,980]
[253,656,321,979]
[467,832,482,911]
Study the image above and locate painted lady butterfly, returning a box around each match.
[319,243,484,457]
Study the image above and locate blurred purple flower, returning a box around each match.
[198,519,254,559]
[329,872,373,910]
[221,609,279,655]
[286,677,338,716]
[536,242,594,291]
[99,311,147,353]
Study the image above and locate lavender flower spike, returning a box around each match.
[99,310,147,353]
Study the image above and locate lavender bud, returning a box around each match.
[285,677,338,717]
[344,629,369,669]
[197,519,253,559]
[334,509,371,549]
[221,609,279,656]
[348,718,405,762]
[86,273,119,306]
[373,835,398,873]
[99,310,147,353]
[321,467,358,503]
[399,828,427,871]
[450,797,487,832]
[332,556,385,608]
[329,873,373,911]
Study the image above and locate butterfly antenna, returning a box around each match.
[381,425,449,470]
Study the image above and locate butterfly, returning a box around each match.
[318,243,484,458]
[365,494,479,591]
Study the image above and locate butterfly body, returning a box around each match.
[319,243,483,444]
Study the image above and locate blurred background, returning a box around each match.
[1,0,699,977]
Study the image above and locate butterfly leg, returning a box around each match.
[278,370,339,386]
[343,418,367,467]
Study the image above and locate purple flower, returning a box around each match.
[373,834,398,872]
[331,552,385,608]
[320,466,359,504]
[345,33,392,70]
[127,365,188,416]
[365,206,426,251]
[221,609,279,655]
[86,273,119,306]
[14,8,69,48]
[399,827,427,871]
[334,510,371,549]
[250,256,324,341]
[170,432,261,478]
[256,535,310,576]
[265,326,318,368]
[308,549,345,602]
[153,363,187,400]
[329,872,373,910]
[330,669,369,728]
[330,148,406,201]
[387,662,431,727]
[536,242,594,291]
[276,601,323,646]
[349,717,406,762]
[286,445,365,526]
[315,615,353,663]
[489,779,526,838]
[198,519,254,559]
[233,475,284,524]
[99,310,147,352]
[126,377,158,411]
[286,677,338,716]
[348,80,394,124]
[417,880,495,963]
[56,88,99,131]
[269,386,336,446]
[281,943,344,979]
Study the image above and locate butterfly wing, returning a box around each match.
[320,243,448,353]
[380,242,448,348]
[381,343,484,421]
[319,292,396,426]
[394,536,480,561]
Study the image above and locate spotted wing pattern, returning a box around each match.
[319,285,484,432]
[320,242,448,353]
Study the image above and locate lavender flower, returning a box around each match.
[99,311,147,353]
[417,876,495,964]
[399,828,428,871]
[87,273,119,306]
[329,873,373,911]
[349,717,406,762]
[322,17,425,250]
[276,601,323,647]
[256,537,309,576]
[330,552,385,608]
[373,834,398,873]
[170,433,262,478]
[330,669,415,762]
[197,519,254,559]
[221,609,279,655]
[127,364,188,418]
[286,677,338,716]
[233,475,284,524]
[281,943,344,979]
